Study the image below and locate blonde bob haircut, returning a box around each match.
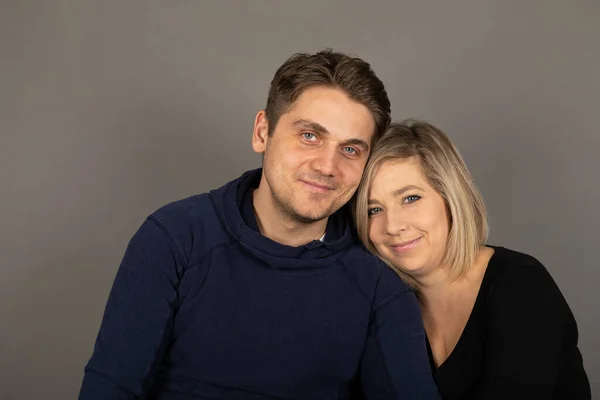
[354,120,489,289]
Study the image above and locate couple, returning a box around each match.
[79,50,590,399]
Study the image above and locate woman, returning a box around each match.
[354,120,590,399]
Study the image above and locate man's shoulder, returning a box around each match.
[149,169,241,230]
[152,192,216,224]
[145,192,231,266]
[339,244,412,306]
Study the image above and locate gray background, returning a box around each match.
[1,1,598,398]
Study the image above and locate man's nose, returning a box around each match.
[310,145,339,177]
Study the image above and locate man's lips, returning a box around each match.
[389,237,421,253]
[300,179,335,192]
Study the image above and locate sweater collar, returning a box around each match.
[237,172,345,242]
[217,168,356,267]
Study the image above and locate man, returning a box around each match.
[79,50,440,399]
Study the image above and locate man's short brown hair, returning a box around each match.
[265,49,391,141]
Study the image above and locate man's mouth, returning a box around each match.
[300,179,335,193]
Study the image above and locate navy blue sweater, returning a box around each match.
[79,169,440,399]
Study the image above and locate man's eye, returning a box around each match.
[367,207,382,217]
[303,133,317,141]
[342,147,358,155]
[404,195,421,204]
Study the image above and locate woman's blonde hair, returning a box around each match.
[354,120,489,289]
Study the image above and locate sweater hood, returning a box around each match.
[209,169,357,269]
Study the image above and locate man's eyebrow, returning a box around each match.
[343,138,370,152]
[292,119,370,152]
[292,119,329,134]
[368,185,424,205]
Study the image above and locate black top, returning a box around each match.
[428,246,590,400]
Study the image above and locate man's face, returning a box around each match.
[252,86,376,223]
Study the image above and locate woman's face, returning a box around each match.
[367,157,450,278]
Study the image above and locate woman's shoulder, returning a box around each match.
[482,245,571,313]
[487,245,544,267]
[484,245,554,285]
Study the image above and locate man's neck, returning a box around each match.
[252,187,328,247]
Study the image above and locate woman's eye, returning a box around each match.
[367,207,382,217]
[404,195,421,204]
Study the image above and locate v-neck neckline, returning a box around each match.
[426,246,500,372]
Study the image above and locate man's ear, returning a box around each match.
[251,111,269,154]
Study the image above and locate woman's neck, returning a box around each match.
[415,246,494,310]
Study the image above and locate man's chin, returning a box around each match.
[291,207,334,224]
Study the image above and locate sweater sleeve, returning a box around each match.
[359,266,441,400]
[474,261,582,399]
[78,216,183,399]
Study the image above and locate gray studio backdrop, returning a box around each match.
[1,1,598,398]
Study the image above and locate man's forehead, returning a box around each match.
[280,88,376,141]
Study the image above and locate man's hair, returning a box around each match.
[354,120,489,289]
[265,49,391,141]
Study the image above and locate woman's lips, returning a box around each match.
[389,237,421,254]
